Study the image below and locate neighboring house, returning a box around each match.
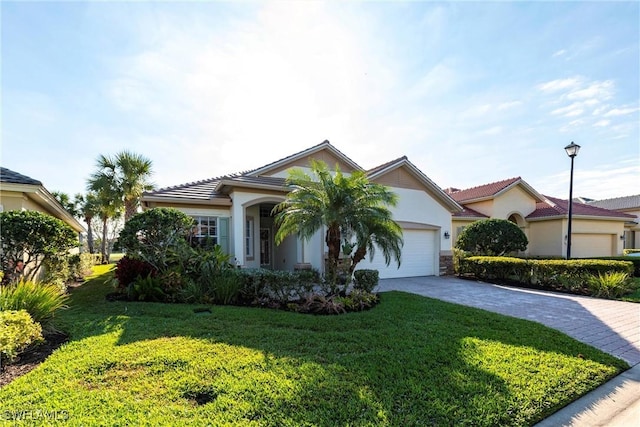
[587,195,640,250]
[447,177,634,258]
[141,141,463,278]
[0,167,85,234]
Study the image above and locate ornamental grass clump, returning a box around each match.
[587,272,633,298]
[0,280,69,332]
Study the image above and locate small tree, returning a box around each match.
[455,218,528,256]
[0,211,78,283]
[118,208,194,271]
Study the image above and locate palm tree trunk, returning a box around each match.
[124,199,137,222]
[85,215,95,254]
[101,216,108,264]
[325,224,341,288]
[348,246,367,275]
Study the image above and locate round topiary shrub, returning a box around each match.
[455,218,528,256]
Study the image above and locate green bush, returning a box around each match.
[68,253,98,281]
[0,310,44,366]
[457,257,634,297]
[587,272,633,298]
[353,269,379,293]
[128,274,165,302]
[213,270,243,305]
[623,249,640,255]
[238,269,317,304]
[0,280,69,331]
[596,256,640,277]
[343,289,379,311]
[455,219,528,256]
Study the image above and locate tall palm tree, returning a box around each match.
[74,192,100,254]
[88,157,123,263]
[273,160,403,286]
[51,191,80,218]
[115,151,155,221]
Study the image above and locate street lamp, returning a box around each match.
[564,141,581,259]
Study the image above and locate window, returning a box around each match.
[245,216,254,260]
[191,216,218,247]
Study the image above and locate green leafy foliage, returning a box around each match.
[0,310,44,366]
[353,269,379,292]
[587,272,633,298]
[128,274,165,302]
[0,280,69,332]
[455,218,528,256]
[118,208,194,271]
[457,257,635,298]
[0,210,78,283]
[595,256,640,277]
[114,255,158,289]
[623,249,640,255]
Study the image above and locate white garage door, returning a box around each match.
[359,229,437,278]
[572,234,614,258]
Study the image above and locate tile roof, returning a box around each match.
[144,177,226,201]
[0,167,42,186]
[452,206,489,218]
[527,196,636,220]
[588,195,640,211]
[365,156,408,176]
[447,177,521,202]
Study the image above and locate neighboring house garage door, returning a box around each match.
[359,229,437,279]
[572,234,614,258]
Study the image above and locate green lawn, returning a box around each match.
[0,266,627,426]
[621,277,640,302]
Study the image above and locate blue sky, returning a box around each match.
[2,1,638,201]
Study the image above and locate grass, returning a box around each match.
[0,266,628,426]
[621,277,640,302]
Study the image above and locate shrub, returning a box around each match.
[596,256,640,277]
[0,310,44,366]
[623,249,640,255]
[238,269,318,304]
[455,219,528,256]
[587,272,633,298]
[128,274,165,302]
[213,270,243,305]
[343,289,379,311]
[115,255,157,290]
[68,253,99,281]
[0,210,79,283]
[353,269,379,293]
[118,208,194,271]
[0,280,69,332]
[299,294,346,315]
[457,256,634,297]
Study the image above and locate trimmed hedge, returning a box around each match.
[623,249,640,255]
[353,269,380,293]
[457,256,634,296]
[595,257,640,277]
[0,310,44,365]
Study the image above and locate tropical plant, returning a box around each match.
[118,208,195,272]
[88,160,124,263]
[587,272,633,298]
[273,160,402,289]
[0,280,69,332]
[0,210,78,283]
[455,218,528,256]
[51,191,81,218]
[115,151,155,221]
[74,192,100,254]
[353,269,379,293]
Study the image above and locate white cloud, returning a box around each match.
[497,101,522,111]
[551,102,584,117]
[603,107,640,117]
[567,80,614,101]
[552,49,567,58]
[593,119,610,127]
[537,77,583,92]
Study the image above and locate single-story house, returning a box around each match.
[446,177,634,258]
[587,195,640,250]
[141,141,463,278]
[0,167,85,234]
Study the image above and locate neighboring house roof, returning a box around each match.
[0,167,42,186]
[447,177,544,203]
[452,206,489,219]
[526,196,636,221]
[0,167,86,233]
[142,177,231,205]
[588,195,640,211]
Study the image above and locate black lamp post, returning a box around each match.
[564,141,581,259]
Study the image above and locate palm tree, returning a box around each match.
[114,151,154,221]
[273,160,403,287]
[74,192,100,254]
[51,191,80,218]
[88,158,123,263]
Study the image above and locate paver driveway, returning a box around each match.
[378,276,640,366]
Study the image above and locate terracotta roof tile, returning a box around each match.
[452,206,489,218]
[448,177,521,202]
[527,196,636,220]
[0,167,42,186]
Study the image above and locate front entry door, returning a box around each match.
[260,228,272,268]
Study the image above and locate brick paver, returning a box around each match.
[378,276,640,366]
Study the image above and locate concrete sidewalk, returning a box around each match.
[378,276,640,426]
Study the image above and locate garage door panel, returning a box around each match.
[359,229,436,278]
[572,234,614,258]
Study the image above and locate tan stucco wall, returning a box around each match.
[0,191,30,211]
[570,218,626,256]
[451,219,477,244]
[493,186,537,218]
[464,200,494,217]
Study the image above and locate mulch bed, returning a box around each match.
[0,332,69,388]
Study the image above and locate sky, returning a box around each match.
[2,1,639,202]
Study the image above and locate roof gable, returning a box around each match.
[367,157,462,212]
[588,195,640,211]
[448,177,545,204]
[1,167,42,186]
[248,140,363,177]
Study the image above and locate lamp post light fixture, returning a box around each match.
[564,141,581,259]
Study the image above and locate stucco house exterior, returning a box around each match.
[0,167,85,234]
[141,141,463,278]
[447,177,634,258]
[587,195,640,250]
